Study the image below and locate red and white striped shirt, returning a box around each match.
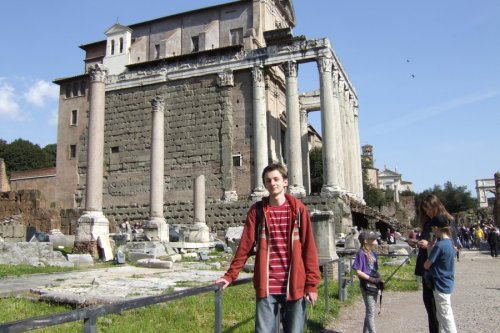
[267,201,290,295]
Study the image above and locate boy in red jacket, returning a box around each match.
[216,163,321,333]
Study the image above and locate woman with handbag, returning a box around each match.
[353,230,381,333]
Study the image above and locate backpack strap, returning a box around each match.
[252,201,264,255]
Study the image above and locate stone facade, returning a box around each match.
[52,0,363,239]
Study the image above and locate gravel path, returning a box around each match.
[324,249,500,333]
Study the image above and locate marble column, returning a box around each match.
[284,61,305,197]
[75,64,112,261]
[338,80,352,196]
[144,96,169,242]
[300,109,311,195]
[352,99,364,202]
[188,175,210,242]
[317,56,344,195]
[217,70,238,202]
[251,65,268,197]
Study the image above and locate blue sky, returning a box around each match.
[1,0,499,195]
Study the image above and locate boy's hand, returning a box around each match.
[215,278,230,289]
[305,292,318,306]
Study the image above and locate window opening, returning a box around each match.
[232,154,243,167]
[69,145,77,159]
[230,28,243,46]
[191,36,199,53]
[70,110,78,126]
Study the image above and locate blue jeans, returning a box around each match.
[360,287,377,333]
[255,294,306,333]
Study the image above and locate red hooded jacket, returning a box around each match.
[223,193,321,300]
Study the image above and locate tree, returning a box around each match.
[0,139,53,173]
[309,147,323,194]
[43,144,57,166]
[415,181,477,214]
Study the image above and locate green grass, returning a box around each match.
[0,263,115,278]
[377,255,419,291]
[0,255,418,332]
[0,278,352,333]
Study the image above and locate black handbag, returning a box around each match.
[362,270,381,295]
[423,271,434,290]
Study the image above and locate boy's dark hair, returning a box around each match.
[261,163,288,184]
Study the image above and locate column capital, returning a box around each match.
[283,61,298,78]
[151,96,165,112]
[317,56,333,73]
[88,64,108,83]
[217,69,234,87]
[252,65,264,84]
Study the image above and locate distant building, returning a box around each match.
[9,167,57,205]
[361,145,413,203]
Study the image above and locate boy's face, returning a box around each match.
[263,170,288,196]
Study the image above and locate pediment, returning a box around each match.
[105,23,132,36]
[379,169,401,177]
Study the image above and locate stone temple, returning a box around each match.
[52,0,364,257]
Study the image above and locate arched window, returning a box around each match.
[111,39,115,55]
[119,37,124,53]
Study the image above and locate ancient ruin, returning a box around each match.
[0,2,416,270]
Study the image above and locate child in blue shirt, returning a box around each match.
[424,215,457,333]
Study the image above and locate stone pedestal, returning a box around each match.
[188,223,210,243]
[74,211,112,260]
[310,210,338,261]
[289,185,306,198]
[144,217,169,242]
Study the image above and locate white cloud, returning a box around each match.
[48,108,58,126]
[0,80,25,120]
[365,89,500,136]
[24,80,59,108]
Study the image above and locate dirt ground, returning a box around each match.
[324,249,500,333]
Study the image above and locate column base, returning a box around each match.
[251,187,268,200]
[144,217,169,242]
[75,211,113,261]
[320,185,345,198]
[223,191,238,202]
[188,223,210,243]
[288,185,306,198]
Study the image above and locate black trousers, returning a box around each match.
[422,280,439,333]
[490,242,498,257]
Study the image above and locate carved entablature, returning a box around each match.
[217,70,234,87]
[89,64,108,83]
[151,96,165,113]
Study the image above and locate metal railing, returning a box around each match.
[0,259,349,333]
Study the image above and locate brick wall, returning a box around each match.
[0,190,61,240]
